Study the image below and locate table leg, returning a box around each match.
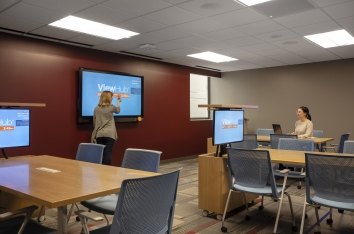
[57,205,68,234]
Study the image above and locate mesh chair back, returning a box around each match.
[122,148,161,172]
[343,141,354,154]
[305,153,354,207]
[76,143,105,163]
[257,128,274,136]
[338,133,350,153]
[230,134,258,149]
[312,130,324,138]
[227,148,278,198]
[109,170,180,234]
[270,134,297,149]
[278,138,314,152]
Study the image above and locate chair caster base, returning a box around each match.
[221,226,227,233]
[76,216,81,222]
[202,210,209,217]
[292,226,297,232]
[216,214,223,221]
[326,218,333,225]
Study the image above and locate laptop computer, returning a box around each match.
[272,124,282,134]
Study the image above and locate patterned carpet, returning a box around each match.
[39,157,354,234]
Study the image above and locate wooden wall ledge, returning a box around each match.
[0,102,46,107]
[198,104,258,109]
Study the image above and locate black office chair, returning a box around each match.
[0,206,55,234]
[230,134,258,149]
[322,133,350,153]
[77,170,180,234]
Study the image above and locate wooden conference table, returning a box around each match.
[0,155,157,234]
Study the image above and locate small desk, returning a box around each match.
[261,148,354,165]
[257,136,334,151]
[0,155,157,233]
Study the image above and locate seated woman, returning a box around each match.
[293,106,313,139]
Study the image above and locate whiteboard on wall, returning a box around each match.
[190,74,209,119]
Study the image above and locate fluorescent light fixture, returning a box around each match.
[235,0,272,6]
[49,16,139,40]
[305,29,354,48]
[187,51,238,63]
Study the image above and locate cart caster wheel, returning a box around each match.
[297,185,302,189]
[245,215,250,221]
[326,218,333,225]
[216,214,223,220]
[292,226,297,232]
[202,210,209,217]
[37,216,45,222]
[76,216,81,222]
[258,205,264,211]
[338,209,344,214]
[221,226,227,233]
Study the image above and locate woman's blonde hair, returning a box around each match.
[98,91,113,107]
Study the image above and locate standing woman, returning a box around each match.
[91,91,121,165]
[293,106,313,139]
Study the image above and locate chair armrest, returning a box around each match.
[279,169,290,174]
[76,210,104,222]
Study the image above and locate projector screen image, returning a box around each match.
[78,68,143,122]
[213,109,244,145]
[0,109,30,148]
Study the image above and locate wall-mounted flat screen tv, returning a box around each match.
[0,108,30,148]
[213,109,244,145]
[78,68,144,123]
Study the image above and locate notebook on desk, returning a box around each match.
[272,124,282,134]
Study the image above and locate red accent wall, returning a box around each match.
[0,32,220,165]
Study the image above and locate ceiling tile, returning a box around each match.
[290,20,341,35]
[148,47,202,58]
[22,0,95,14]
[336,16,354,35]
[0,0,20,11]
[68,34,114,46]
[240,43,280,53]
[274,9,333,28]
[201,28,247,41]
[255,29,299,43]
[118,17,167,34]
[232,20,286,36]
[176,18,228,34]
[177,0,244,17]
[154,36,215,50]
[210,8,268,27]
[3,2,61,23]
[328,44,354,58]
[144,6,202,26]
[311,0,351,8]
[103,0,172,18]
[74,5,133,25]
[162,0,190,4]
[323,0,354,19]
[252,0,316,18]
[0,14,44,32]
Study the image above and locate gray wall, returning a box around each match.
[211,58,354,144]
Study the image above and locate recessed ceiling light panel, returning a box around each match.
[235,0,272,6]
[305,29,354,48]
[49,16,139,40]
[187,51,238,63]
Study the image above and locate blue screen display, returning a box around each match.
[0,109,30,148]
[80,69,143,118]
[213,110,244,145]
